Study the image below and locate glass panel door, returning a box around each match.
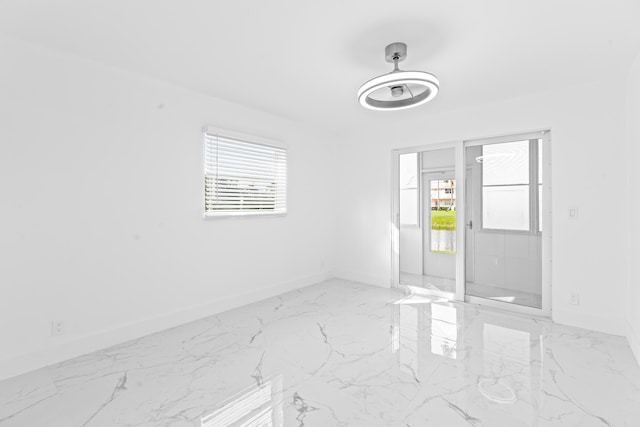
[465,138,543,309]
[398,147,456,297]
[394,133,549,315]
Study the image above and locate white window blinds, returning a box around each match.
[204,131,287,217]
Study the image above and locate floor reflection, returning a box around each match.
[430,303,457,359]
[480,323,533,408]
[391,295,543,421]
[201,375,283,427]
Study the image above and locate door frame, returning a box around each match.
[392,141,466,301]
[463,131,552,317]
[391,130,552,317]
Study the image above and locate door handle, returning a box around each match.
[466,220,473,229]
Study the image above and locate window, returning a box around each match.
[480,139,541,232]
[399,153,418,226]
[430,179,456,253]
[204,128,287,217]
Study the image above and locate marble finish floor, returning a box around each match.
[1,279,639,426]
[466,283,542,309]
[400,272,456,294]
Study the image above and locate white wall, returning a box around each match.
[335,79,628,335]
[626,52,640,363]
[0,35,337,380]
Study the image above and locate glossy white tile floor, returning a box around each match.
[1,279,639,426]
[401,272,542,308]
[466,283,542,309]
[400,272,456,293]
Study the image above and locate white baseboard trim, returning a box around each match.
[627,321,640,367]
[332,269,390,288]
[0,271,331,382]
[552,309,625,336]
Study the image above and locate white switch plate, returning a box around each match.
[568,207,579,219]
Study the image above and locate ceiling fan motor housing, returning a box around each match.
[385,42,407,63]
[357,42,440,111]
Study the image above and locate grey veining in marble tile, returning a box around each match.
[0,279,639,426]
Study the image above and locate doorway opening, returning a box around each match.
[398,147,458,299]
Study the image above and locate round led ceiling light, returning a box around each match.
[357,42,439,111]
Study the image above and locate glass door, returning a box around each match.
[393,132,550,316]
[398,147,458,298]
[464,133,548,312]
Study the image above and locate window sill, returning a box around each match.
[203,212,287,220]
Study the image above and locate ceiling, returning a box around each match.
[1,0,639,133]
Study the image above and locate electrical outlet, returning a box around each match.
[569,293,580,305]
[51,320,64,336]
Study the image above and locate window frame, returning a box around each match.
[468,135,543,235]
[202,126,287,219]
[426,174,457,254]
[398,152,421,228]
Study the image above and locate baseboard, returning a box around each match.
[332,269,390,288]
[0,271,331,382]
[552,309,625,336]
[627,321,640,366]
